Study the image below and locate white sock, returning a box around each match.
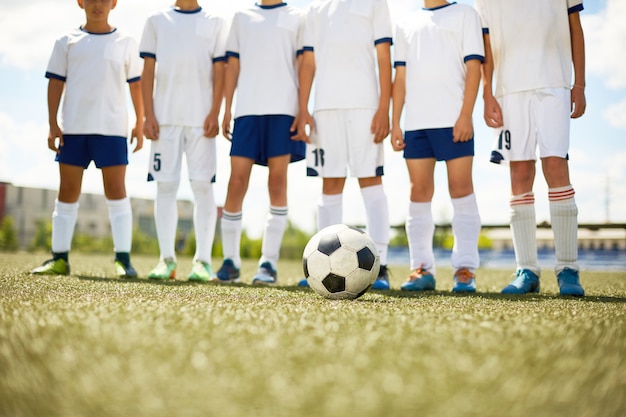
[155,181,179,261]
[361,184,390,265]
[51,200,79,253]
[106,197,132,253]
[259,206,288,269]
[318,193,342,230]
[221,210,242,268]
[510,193,539,275]
[549,185,579,274]
[450,193,481,272]
[190,180,217,264]
[406,201,435,274]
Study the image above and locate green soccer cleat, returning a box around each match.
[188,260,212,282]
[114,259,138,278]
[148,258,177,280]
[30,258,70,276]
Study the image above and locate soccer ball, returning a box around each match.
[302,224,380,300]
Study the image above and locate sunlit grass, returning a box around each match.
[1,252,624,417]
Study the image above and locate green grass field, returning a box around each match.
[1,252,624,417]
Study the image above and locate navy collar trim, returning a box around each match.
[255,2,287,9]
[423,2,457,11]
[79,26,117,35]
[171,6,202,14]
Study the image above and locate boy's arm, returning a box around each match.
[47,78,64,154]
[292,50,315,143]
[372,42,392,143]
[205,60,226,138]
[390,65,406,152]
[453,59,481,143]
[481,33,503,128]
[221,56,239,140]
[569,10,586,119]
[128,80,144,153]
[141,57,159,140]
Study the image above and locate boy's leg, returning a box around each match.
[358,179,390,289]
[261,155,290,267]
[446,156,480,292]
[318,177,346,230]
[188,180,217,281]
[102,164,136,277]
[542,157,583,296]
[215,156,254,282]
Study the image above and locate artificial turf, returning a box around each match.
[1,252,624,417]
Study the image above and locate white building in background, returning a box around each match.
[0,182,195,248]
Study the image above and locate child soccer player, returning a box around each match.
[31,0,143,278]
[294,0,393,290]
[213,0,306,285]
[140,0,227,281]
[475,0,586,296]
[391,0,484,293]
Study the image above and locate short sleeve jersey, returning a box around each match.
[474,0,584,97]
[139,7,228,126]
[226,3,304,118]
[394,2,484,131]
[303,0,393,111]
[45,28,142,137]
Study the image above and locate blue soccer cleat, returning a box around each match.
[212,259,241,284]
[252,261,277,285]
[452,268,476,293]
[501,269,540,294]
[400,265,436,291]
[557,268,584,297]
[371,265,390,290]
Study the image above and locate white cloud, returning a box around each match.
[604,99,626,130]
[583,0,626,89]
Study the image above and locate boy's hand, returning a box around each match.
[204,111,219,138]
[131,123,144,153]
[570,85,586,118]
[222,110,232,141]
[453,114,474,143]
[390,125,405,152]
[144,114,159,140]
[483,94,503,128]
[371,108,390,143]
[48,124,63,154]
[291,110,314,143]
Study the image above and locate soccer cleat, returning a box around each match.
[148,258,176,280]
[252,261,277,285]
[188,260,212,282]
[400,264,436,291]
[371,265,390,290]
[501,269,540,294]
[557,268,584,297]
[297,278,309,287]
[30,258,70,276]
[212,259,241,283]
[114,259,138,278]
[452,268,476,293]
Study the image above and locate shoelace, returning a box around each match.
[455,268,476,284]
[407,263,430,282]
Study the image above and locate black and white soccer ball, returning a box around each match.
[302,224,380,300]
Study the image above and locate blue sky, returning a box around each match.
[0,0,624,237]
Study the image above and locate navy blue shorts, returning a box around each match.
[230,115,305,166]
[55,134,128,168]
[404,128,474,161]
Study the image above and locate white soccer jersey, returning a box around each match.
[139,7,228,126]
[303,0,393,111]
[226,3,304,118]
[45,28,142,137]
[394,2,484,131]
[474,0,584,97]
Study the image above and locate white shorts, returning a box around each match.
[306,109,385,178]
[490,88,571,164]
[147,126,217,183]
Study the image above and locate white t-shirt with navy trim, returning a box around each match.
[474,0,584,97]
[45,28,142,137]
[303,0,393,111]
[394,2,484,130]
[226,3,304,118]
[139,7,228,126]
